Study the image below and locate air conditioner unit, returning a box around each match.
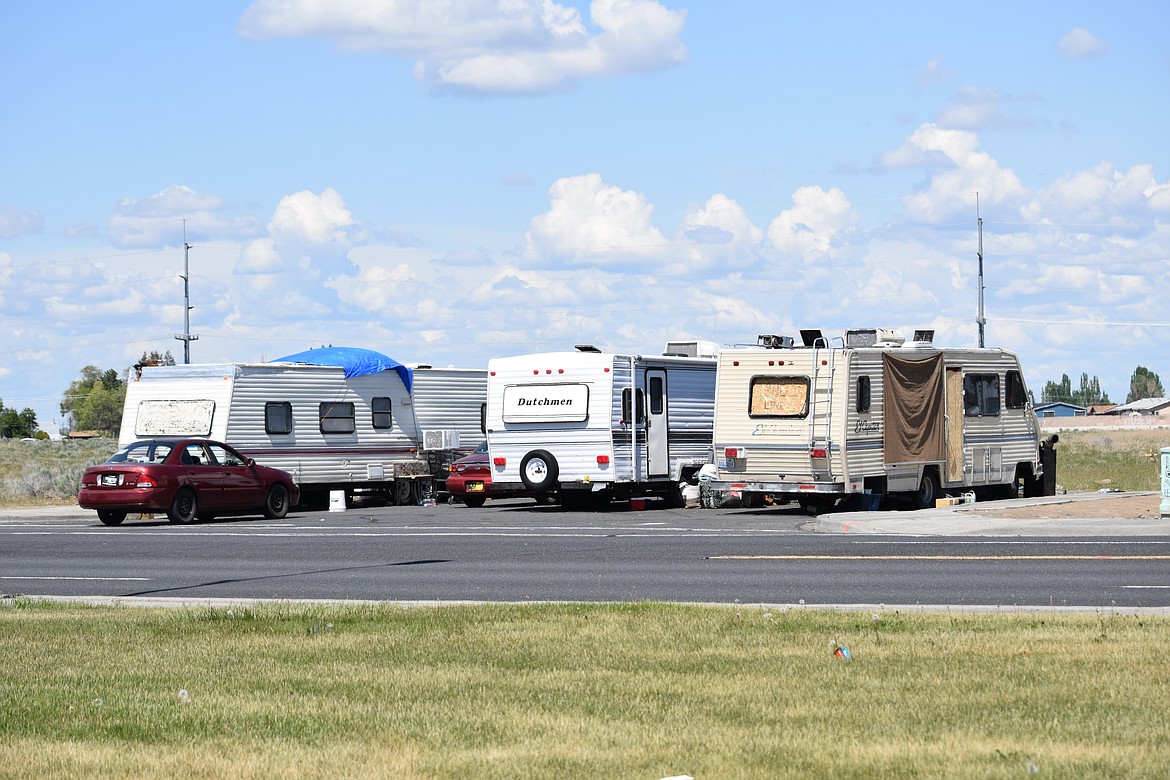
[423,429,460,451]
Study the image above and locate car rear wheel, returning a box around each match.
[263,483,291,519]
[462,495,486,508]
[97,509,126,526]
[168,488,197,524]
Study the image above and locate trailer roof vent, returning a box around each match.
[756,334,794,349]
[912,329,935,344]
[574,344,601,353]
[663,340,720,358]
[800,329,825,348]
[846,328,904,348]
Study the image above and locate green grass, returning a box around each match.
[1050,429,1170,492]
[2,601,1168,778]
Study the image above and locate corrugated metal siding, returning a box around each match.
[410,368,488,457]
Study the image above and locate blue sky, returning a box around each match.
[2,0,1168,429]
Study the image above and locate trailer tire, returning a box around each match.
[520,450,558,492]
[912,470,938,510]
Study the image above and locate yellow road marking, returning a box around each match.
[710,555,1170,561]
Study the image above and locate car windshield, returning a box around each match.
[107,441,174,464]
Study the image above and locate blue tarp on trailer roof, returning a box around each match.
[271,347,413,391]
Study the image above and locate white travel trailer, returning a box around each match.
[710,329,1055,510]
[119,347,486,507]
[485,342,719,507]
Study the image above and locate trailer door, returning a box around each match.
[646,369,668,478]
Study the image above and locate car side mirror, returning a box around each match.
[246,458,256,467]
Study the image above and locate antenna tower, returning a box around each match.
[976,194,985,348]
[175,219,199,363]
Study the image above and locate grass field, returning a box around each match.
[2,600,1168,779]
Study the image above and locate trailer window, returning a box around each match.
[264,402,293,434]
[371,396,392,429]
[648,376,664,415]
[1005,370,1028,409]
[319,401,356,434]
[963,374,1000,417]
[749,376,808,417]
[856,376,871,413]
[622,388,646,423]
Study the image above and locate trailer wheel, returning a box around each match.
[520,450,558,492]
[912,470,938,510]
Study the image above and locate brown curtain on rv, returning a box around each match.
[882,353,945,465]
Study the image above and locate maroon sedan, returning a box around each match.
[79,439,300,526]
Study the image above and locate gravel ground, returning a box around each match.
[972,492,1163,520]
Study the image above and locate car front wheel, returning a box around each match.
[168,488,197,524]
[264,484,290,519]
[97,509,126,526]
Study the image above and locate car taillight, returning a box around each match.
[449,464,458,473]
[137,477,157,488]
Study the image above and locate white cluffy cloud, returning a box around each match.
[238,0,686,93]
[525,173,669,265]
[768,186,857,257]
[109,184,260,248]
[1058,27,1106,59]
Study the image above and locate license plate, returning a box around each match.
[100,474,120,487]
[467,482,484,492]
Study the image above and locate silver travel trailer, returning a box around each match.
[119,347,486,507]
[485,342,719,507]
[710,329,1054,510]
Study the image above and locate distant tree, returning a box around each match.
[1127,366,1165,403]
[0,400,37,438]
[61,366,126,434]
[1074,373,1110,406]
[1041,372,1110,406]
[1041,374,1073,404]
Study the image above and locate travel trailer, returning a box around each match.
[710,329,1054,510]
[119,347,486,507]
[485,342,719,507]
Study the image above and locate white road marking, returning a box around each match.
[1,576,150,581]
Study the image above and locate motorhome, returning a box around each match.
[119,347,486,507]
[485,342,719,507]
[710,328,1054,510]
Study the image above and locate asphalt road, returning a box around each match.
[4,498,1169,611]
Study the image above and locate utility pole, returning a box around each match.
[175,219,198,363]
[976,193,985,348]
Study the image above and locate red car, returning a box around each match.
[78,438,300,526]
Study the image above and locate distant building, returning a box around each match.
[1104,397,1170,416]
[1086,404,1117,416]
[1033,401,1087,418]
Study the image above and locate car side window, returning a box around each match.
[182,444,209,466]
[207,444,246,467]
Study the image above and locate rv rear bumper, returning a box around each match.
[709,480,846,495]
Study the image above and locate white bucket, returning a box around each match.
[328,490,346,512]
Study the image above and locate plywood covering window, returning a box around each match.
[371,396,392,429]
[319,401,356,434]
[264,402,293,434]
[749,376,809,418]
